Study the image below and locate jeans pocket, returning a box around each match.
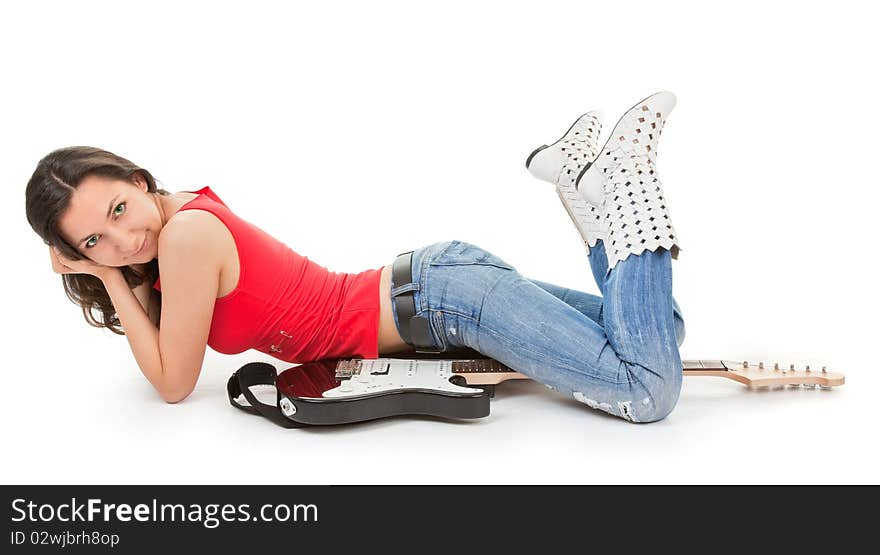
[429,240,515,271]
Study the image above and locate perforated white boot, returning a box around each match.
[525,111,605,255]
[575,92,682,270]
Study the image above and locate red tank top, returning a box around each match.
[152,186,383,362]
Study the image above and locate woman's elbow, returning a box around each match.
[161,386,193,404]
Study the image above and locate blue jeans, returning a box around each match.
[389,239,686,423]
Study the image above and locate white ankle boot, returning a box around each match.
[575,92,682,269]
[525,111,605,255]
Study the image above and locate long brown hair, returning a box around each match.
[25,146,171,335]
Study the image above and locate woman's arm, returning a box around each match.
[103,270,166,393]
[103,211,221,403]
[131,273,160,327]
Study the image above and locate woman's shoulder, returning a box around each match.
[155,206,240,296]
[160,208,231,253]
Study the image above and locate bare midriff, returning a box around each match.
[377,263,416,356]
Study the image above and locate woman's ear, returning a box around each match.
[132,172,148,192]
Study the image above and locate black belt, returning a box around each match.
[392,250,444,353]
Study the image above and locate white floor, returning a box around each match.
[2,344,874,485]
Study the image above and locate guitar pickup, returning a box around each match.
[370,362,392,376]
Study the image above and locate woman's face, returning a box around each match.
[57,173,163,267]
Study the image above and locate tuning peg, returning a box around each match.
[821,366,827,373]
[790,364,795,371]
[774,363,780,371]
[820,385,832,390]
[742,361,749,368]
[758,362,764,370]
[805,365,811,372]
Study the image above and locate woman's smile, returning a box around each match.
[131,236,147,259]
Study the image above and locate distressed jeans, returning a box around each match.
[390,239,685,423]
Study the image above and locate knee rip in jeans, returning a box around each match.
[572,392,653,423]
[573,372,681,423]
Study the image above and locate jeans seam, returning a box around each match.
[432,310,449,350]
[459,312,630,387]
[429,262,514,272]
[475,270,513,326]
[418,253,430,313]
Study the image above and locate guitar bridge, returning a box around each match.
[335,359,363,379]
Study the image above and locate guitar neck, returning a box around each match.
[450,359,524,384]
[450,359,842,387]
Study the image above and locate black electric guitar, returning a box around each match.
[227,352,845,427]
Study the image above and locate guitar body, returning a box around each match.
[273,358,490,425]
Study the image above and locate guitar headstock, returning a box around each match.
[683,360,845,389]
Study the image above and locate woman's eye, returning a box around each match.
[84,203,125,249]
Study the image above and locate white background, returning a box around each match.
[1,0,877,485]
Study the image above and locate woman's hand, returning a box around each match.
[49,245,114,282]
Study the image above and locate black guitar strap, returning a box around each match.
[226,362,306,428]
